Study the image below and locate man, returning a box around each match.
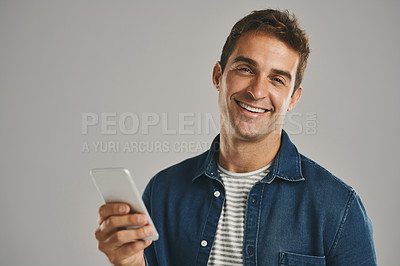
[95,9,377,265]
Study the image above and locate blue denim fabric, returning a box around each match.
[143,131,377,265]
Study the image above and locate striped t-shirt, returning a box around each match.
[207,163,271,265]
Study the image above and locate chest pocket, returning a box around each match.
[279,252,326,266]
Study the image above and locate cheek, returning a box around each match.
[218,88,230,113]
[270,92,292,111]
[269,91,283,106]
[224,73,246,94]
[219,77,239,108]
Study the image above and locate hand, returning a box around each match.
[95,203,153,266]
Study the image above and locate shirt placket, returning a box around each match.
[243,182,265,266]
[195,178,225,266]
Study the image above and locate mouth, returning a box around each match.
[235,99,268,113]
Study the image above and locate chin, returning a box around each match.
[234,123,282,141]
[234,127,267,140]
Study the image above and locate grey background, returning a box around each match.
[1,0,398,265]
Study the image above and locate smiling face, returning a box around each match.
[213,31,302,142]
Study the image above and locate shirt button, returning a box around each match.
[251,196,257,204]
[247,245,254,255]
[201,240,208,247]
[214,191,221,198]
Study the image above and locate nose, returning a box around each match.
[246,75,268,100]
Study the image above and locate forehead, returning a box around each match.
[227,31,299,71]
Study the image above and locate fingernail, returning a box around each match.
[137,215,144,223]
[119,205,126,213]
[144,226,151,235]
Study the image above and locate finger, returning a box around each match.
[109,240,152,265]
[100,213,148,236]
[98,203,130,225]
[98,227,153,255]
[95,214,149,242]
[107,226,154,248]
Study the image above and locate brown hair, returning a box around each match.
[220,9,310,92]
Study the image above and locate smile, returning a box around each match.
[235,100,268,113]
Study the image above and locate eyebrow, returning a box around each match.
[271,68,292,82]
[232,56,258,66]
[232,56,292,82]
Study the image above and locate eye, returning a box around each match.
[272,77,284,84]
[237,67,252,74]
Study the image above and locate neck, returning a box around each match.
[218,130,281,173]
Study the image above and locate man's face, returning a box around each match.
[213,31,302,141]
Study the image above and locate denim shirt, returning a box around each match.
[143,131,377,265]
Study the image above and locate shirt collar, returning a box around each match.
[192,130,304,183]
[264,130,305,183]
[192,135,220,181]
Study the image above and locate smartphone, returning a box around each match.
[90,167,159,241]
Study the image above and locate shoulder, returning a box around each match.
[299,153,355,195]
[143,149,215,213]
[148,150,209,190]
[158,150,208,178]
[298,155,377,263]
[144,135,220,198]
[296,153,361,228]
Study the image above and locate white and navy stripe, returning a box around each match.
[207,163,271,265]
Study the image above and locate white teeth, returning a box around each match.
[237,101,266,113]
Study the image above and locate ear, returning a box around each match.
[288,86,302,111]
[212,61,222,91]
